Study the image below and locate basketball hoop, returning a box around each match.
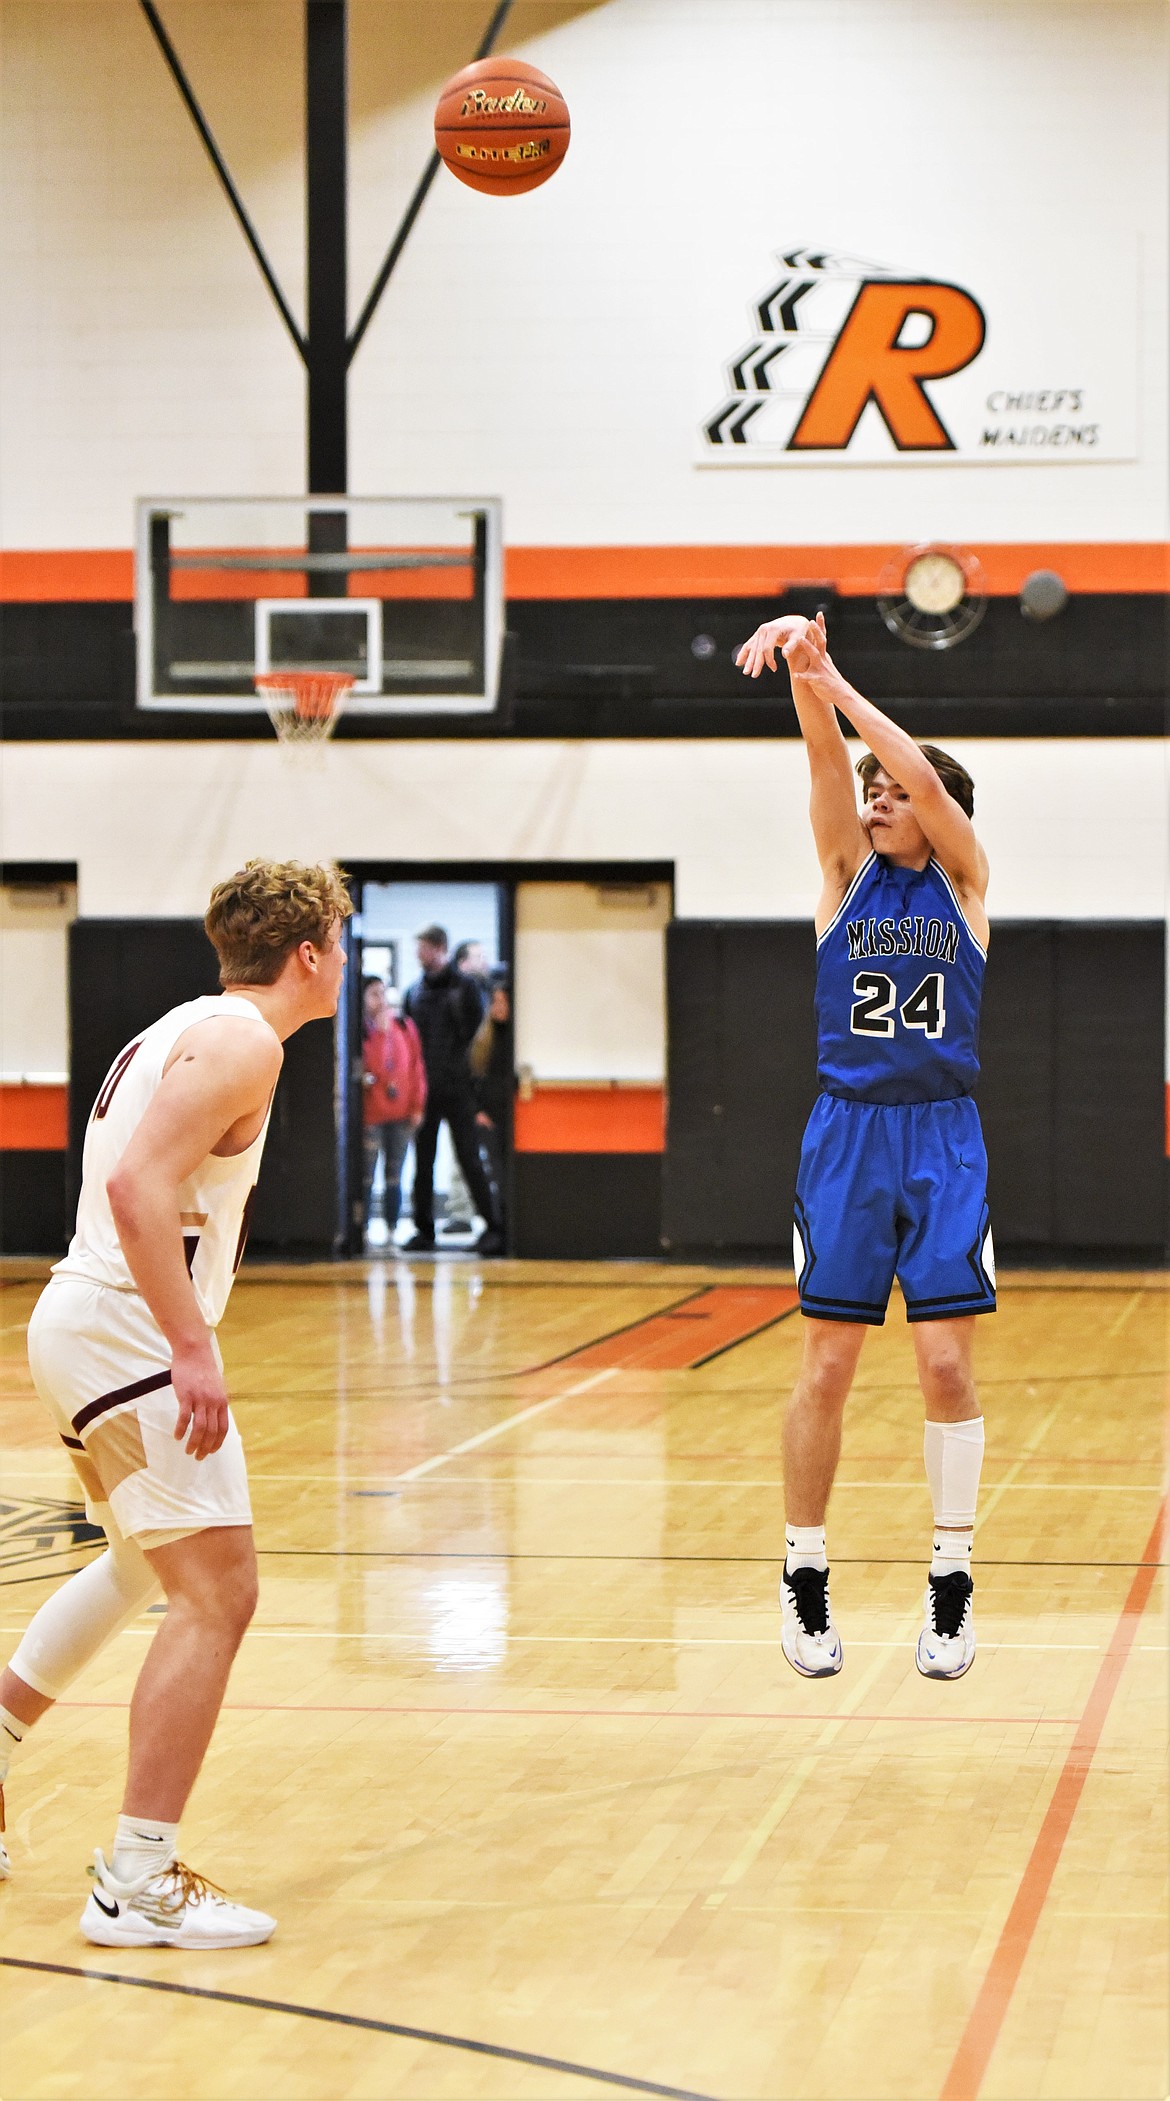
[255,671,355,747]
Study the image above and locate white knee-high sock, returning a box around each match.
[923,1417,984,1577]
[8,1538,161,1700]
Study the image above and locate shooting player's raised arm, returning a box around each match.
[783,620,988,906]
[736,613,868,907]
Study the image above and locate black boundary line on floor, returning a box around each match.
[0,1958,717,2101]
[690,1301,802,1365]
[520,1288,715,1373]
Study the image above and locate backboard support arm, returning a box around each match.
[140,0,515,495]
[346,0,514,364]
[138,0,308,364]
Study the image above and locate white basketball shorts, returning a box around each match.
[26,1276,252,1548]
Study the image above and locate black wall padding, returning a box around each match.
[1051,924,1165,1247]
[248,1015,337,1250]
[68,921,337,1253]
[0,1152,67,1254]
[979,923,1165,1249]
[664,919,1166,1258]
[663,923,818,1251]
[975,926,1055,1244]
[513,1154,662,1259]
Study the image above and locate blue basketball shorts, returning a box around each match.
[793,1094,996,1325]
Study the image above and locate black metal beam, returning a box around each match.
[306,0,349,492]
[347,0,514,363]
[139,1,306,362]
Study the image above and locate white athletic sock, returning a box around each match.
[785,1525,828,1574]
[111,1814,179,1884]
[923,1416,984,1573]
[931,1530,973,1580]
[0,1704,26,1787]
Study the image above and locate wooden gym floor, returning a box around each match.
[0,1260,1165,2101]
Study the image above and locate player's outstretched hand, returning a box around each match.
[735,612,826,679]
[780,609,830,679]
[171,1337,231,1460]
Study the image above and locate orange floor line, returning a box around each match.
[938,1499,1167,2101]
[557,1286,800,1373]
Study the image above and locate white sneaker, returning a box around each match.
[80,1850,276,1948]
[780,1562,843,1678]
[0,1785,10,1880]
[916,1570,976,1679]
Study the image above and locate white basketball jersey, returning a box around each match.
[54,995,277,1328]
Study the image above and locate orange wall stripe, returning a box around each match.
[3,544,1167,604]
[939,1499,1167,2101]
[505,543,1170,600]
[546,1284,800,1372]
[513,1086,665,1155]
[0,1084,68,1150]
[0,551,134,601]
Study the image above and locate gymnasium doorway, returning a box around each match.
[339,862,674,1261]
[344,880,509,1256]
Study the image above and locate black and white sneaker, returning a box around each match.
[780,1562,843,1678]
[916,1570,975,1679]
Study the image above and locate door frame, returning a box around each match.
[341,861,676,1255]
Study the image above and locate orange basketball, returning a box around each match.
[434,57,570,197]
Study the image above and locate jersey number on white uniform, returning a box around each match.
[850,971,946,1039]
[92,1041,142,1120]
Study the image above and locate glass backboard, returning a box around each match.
[135,495,503,715]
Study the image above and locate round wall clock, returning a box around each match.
[877,544,987,649]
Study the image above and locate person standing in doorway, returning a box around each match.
[441,941,491,1234]
[452,939,488,986]
[361,978,426,1241]
[471,972,513,1234]
[401,926,503,1255]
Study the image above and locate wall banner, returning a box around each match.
[700,246,1137,465]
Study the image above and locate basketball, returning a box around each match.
[434,57,570,196]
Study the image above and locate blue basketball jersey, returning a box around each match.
[815,854,985,1104]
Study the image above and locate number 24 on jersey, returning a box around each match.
[851,971,946,1039]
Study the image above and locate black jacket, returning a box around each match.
[403,966,486,1093]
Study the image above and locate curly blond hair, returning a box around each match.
[204,859,353,986]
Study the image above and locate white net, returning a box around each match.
[255,671,355,746]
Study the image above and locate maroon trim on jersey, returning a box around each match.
[92,1040,142,1120]
[72,1367,172,1436]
